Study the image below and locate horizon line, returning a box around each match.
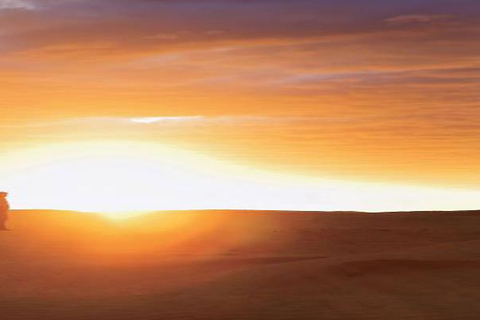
[11,208,480,215]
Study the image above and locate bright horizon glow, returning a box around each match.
[1,140,480,219]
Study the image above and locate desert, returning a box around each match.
[1,210,479,320]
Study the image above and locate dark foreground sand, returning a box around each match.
[1,210,480,320]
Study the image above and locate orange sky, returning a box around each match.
[0,0,479,211]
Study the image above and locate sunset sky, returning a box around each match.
[1,0,479,213]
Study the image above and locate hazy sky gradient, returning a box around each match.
[1,0,479,194]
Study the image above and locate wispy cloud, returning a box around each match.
[130,116,204,124]
[0,0,36,10]
[128,115,360,126]
[3,115,368,129]
[385,14,454,25]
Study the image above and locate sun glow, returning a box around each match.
[0,141,244,218]
[1,140,480,219]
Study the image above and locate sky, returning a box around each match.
[0,0,479,212]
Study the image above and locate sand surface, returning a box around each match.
[1,210,480,319]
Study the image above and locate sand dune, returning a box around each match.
[1,210,480,319]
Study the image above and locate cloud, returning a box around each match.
[128,115,363,126]
[130,116,204,124]
[0,0,474,59]
[0,0,36,10]
[385,14,454,25]
[3,115,368,129]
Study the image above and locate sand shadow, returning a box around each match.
[332,259,480,277]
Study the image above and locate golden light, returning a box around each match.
[0,140,245,218]
[1,140,480,218]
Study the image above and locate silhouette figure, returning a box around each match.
[0,192,10,231]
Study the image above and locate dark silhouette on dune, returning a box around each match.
[0,191,10,230]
